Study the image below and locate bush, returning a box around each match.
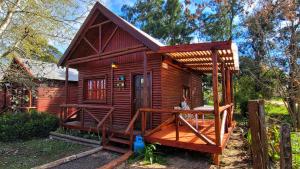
[0,111,59,142]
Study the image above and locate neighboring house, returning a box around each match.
[0,57,78,115]
[58,2,239,165]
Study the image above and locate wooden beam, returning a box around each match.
[83,37,98,54]
[142,52,149,134]
[212,50,221,146]
[98,151,133,169]
[99,26,102,52]
[221,62,226,106]
[88,20,111,29]
[101,26,118,52]
[68,46,148,65]
[158,41,232,53]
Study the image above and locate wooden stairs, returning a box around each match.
[102,126,133,154]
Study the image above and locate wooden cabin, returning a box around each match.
[0,57,78,115]
[58,2,239,164]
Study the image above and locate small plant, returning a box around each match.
[268,124,280,161]
[133,143,165,165]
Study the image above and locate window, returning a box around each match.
[84,78,106,102]
[183,86,190,99]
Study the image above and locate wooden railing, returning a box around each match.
[60,104,114,132]
[219,104,233,142]
[125,108,218,145]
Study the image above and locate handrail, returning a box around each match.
[219,103,233,113]
[60,104,113,109]
[139,108,214,115]
[97,107,115,129]
[124,110,140,135]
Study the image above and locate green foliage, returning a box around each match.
[131,143,165,165]
[291,132,300,169]
[268,124,280,161]
[234,75,259,114]
[0,111,59,142]
[122,0,196,45]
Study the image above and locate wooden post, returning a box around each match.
[221,62,226,106]
[111,66,114,106]
[248,100,269,169]
[142,52,148,134]
[280,123,292,169]
[212,50,221,146]
[226,68,232,126]
[65,65,69,104]
[175,114,179,141]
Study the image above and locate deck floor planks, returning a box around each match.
[144,119,235,154]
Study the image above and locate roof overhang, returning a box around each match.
[158,41,239,73]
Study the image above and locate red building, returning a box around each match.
[0,57,78,115]
[59,2,239,164]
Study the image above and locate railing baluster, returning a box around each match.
[175,113,179,141]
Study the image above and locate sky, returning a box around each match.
[53,0,137,53]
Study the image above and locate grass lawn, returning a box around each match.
[0,138,91,169]
[291,132,300,168]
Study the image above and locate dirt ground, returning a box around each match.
[122,126,252,169]
[53,150,120,169]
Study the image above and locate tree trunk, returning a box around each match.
[0,0,21,37]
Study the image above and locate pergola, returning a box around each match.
[156,40,239,146]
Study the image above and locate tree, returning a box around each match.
[122,0,197,45]
[0,0,94,59]
[244,0,299,129]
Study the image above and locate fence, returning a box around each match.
[248,100,293,169]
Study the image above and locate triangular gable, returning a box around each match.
[58,2,163,66]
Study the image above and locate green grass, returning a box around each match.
[291,132,300,169]
[265,101,291,124]
[0,138,91,169]
[265,102,288,116]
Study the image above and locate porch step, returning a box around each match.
[109,136,130,145]
[103,145,129,154]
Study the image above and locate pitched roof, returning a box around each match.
[58,2,164,66]
[15,58,78,81]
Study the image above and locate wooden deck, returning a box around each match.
[145,119,235,154]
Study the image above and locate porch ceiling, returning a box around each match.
[158,41,239,72]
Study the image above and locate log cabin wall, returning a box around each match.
[161,61,203,121]
[74,53,162,127]
[36,81,78,115]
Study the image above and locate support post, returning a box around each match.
[226,68,232,126]
[175,114,179,141]
[221,62,226,106]
[280,124,292,169]
[111,67,114,106]
[212,50,221,146]
[65,65,69,104]
[142,52,148,135]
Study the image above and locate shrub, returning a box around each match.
[0,111,59,142]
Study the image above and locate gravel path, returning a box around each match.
[53,151,120,169]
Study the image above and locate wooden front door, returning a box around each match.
[132,74,151,129]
